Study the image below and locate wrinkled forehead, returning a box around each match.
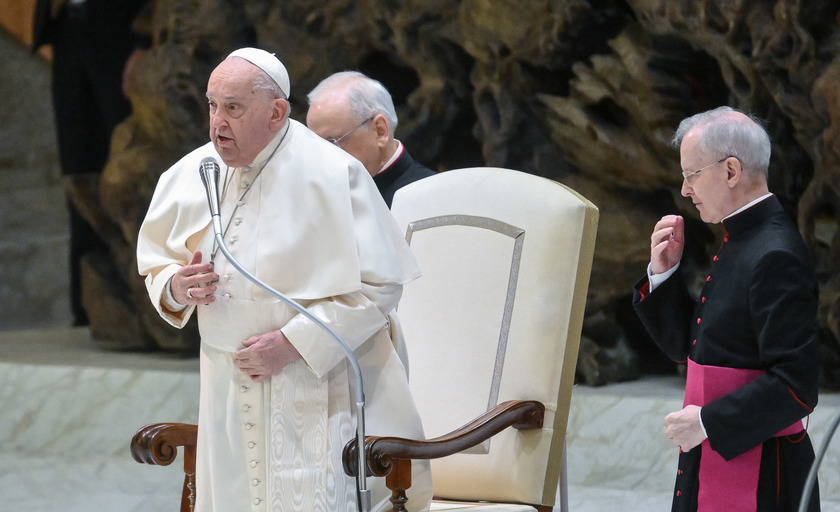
[679,129,707,163]
[306,105,351,141]
[207,59,258,96]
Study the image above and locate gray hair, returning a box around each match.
[251,68,290,117]
[307,71,398,136]
[252,69,288,101]
[671,106,771,177]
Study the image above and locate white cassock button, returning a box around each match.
[245,423,254,430]
[253,498,262,505]
[248,441,256,448]
[252,479,260,486]
[243,404,251,412]
[250,460,258,468]
[240,385,249,392]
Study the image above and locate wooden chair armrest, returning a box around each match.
[131,422,198,467]
[343,399,544,478]
[131,423,199,512]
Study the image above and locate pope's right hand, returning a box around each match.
[172,251,218,305]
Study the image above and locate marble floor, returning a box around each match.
[3,327,840,512]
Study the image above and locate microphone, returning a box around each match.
[197,158,372,512]
[198,157,224,238]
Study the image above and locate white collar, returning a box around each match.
[722,192,774,221]
[376,140,403,176]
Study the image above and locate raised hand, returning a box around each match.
[650,215,685,275]
[171,251,218,305]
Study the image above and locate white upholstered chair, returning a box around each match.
[342,167,599,512]
[131,167,598,512]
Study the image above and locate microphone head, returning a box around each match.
[199,156,222,219]
[200,156,219,168]
[199,156,220,187]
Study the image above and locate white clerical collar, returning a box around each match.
[722,192,774,221]
[376,140,403,176]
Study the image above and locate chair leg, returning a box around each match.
[180,444,196,512]
[180,474,196,512]
[385,458,412,512]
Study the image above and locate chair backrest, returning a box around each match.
[390,167,598,507]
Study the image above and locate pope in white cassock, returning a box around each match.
[136,48,433,512]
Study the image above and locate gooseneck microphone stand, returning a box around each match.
[199,157,371,512]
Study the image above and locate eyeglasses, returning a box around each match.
[327,117,374,146]
[681,156,731,181]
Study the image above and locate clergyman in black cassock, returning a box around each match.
[305,71,435,208]
[632,106,820,512]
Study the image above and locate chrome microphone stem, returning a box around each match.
[210,216,224,244]
[356,401,371,512]
[211,224,371,512]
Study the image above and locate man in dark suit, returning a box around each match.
[305,71,436,208]
[32,0,150,325]
[633,106,820,512]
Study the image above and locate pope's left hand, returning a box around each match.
[234,330,302,382]
[664,404,706,452]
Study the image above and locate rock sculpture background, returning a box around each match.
[76,0,840,387]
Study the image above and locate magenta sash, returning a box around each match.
[684,358,804,512]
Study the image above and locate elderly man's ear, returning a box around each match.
[724,156,742,189]
[270,99,290,130]
[372,114,390,147]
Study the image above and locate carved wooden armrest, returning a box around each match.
[342,400,545,512]
[131,422,198,512]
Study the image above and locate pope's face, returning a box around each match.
[206,59,278,168]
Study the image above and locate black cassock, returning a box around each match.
[373,147,435,208]
[633,195,821,512]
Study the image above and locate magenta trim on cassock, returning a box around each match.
[684,358,803,512]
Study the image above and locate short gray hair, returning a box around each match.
[307,71,398,136]
[253,68,288,101]
[672,106,771,177]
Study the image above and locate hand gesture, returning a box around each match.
[171,251,218,305]
[234,330,302,382]
[664,405,706,452]
[650,215,685,275]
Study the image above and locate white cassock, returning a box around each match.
[137,119,433,512]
